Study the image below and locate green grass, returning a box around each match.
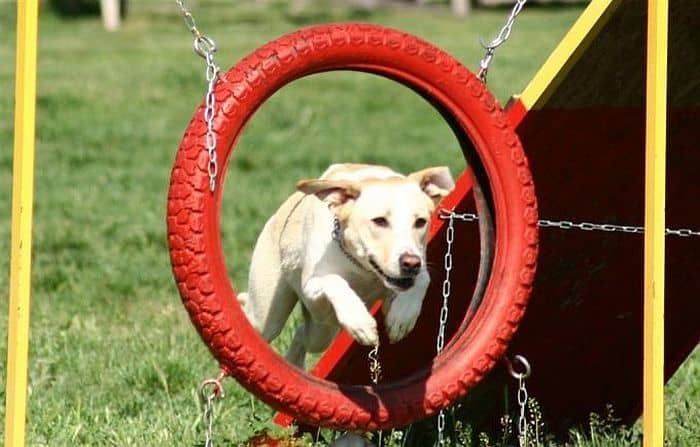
[0,1,697,445]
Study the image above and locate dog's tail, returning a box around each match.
[237,291,248,307]
[236,291,266,337]
[237,291,257,330]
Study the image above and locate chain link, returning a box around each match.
[199,376,225,447]
[368,342,383,446]
[477,0,528,82]
[369,342,382,385]
[435,214,457,447]
[516,376,528,446]
[204,53,219,192]
[439,209,700,237]
[435,208,698,446]
[203,393,216,447]
[438,209,479,223]
[176,0,220,192]
[505,355,531,447]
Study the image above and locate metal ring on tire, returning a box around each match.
[167,23,538,431]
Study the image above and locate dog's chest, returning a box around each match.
[343,269,388,305]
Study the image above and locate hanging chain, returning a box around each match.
[369,342,382,384]
[438,210,479,223]
[203,56,220,192]
[436,215,455,355]
[199,375,225,447]
[505,355,532,447]
[539,219,700,237]
[176,0,221,192]
[440,209,700,237]
[432,207,698,446]
[477,0,529,82]
[368,342,384,446]
[435,214,456,447]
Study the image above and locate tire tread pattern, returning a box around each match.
[167,23,538,430]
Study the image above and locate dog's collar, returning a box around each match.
[332,216,367,271]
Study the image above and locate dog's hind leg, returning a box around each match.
[286,325,308,367]
[243,278,298,343]
[242,222,300,343]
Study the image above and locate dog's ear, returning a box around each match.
[408,166,455,204]
[297,179,361,207]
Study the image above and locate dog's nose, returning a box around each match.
[399,253,422,276]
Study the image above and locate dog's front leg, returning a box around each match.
[383,271,430,343]
[303,275,378,346]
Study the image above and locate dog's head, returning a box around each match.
[298,166,454,292]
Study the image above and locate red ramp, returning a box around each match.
[278,0,700,433]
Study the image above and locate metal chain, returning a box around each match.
[369,342,382,384]
[203,55,220,192]
[436,215,455,355]
[435,214,456,447]
[176,0,221,192]
[440,209,700,237]
[477,0,529,82]
[199,376,225,447]
[438,209,479,223]
[539,219,700,237]
[368,342,383,446]
[516,374,528,446]
[439,210,539,445]
[505,355,532,447]
[202,392,216,447]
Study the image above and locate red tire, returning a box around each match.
[167,23,538,430]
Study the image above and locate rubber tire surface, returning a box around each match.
[167,23,538,430]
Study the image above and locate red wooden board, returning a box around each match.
[275,0,700,434]
[278,107,700,433]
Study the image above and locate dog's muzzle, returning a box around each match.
[399,253,422,277]
[369,258,416,291]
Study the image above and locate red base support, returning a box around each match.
[278,107,700,434]
[273,0,700,436]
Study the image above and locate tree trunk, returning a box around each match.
[100,0,120,31]
[452,0,473,17]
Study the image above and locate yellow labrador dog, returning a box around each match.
[239,164,454,367]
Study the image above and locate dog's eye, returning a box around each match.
[414,218,428,229]
[372,217,389,228]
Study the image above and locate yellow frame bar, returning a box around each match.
[519,0,621,110]
[644,0,668,446]
[5,1,39,446]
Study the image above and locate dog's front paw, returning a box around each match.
[338,310,378,346]
[385,296,423,343]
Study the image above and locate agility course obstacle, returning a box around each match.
[169,22,539,430]
[274,0,697,436]
[5,2,39,446]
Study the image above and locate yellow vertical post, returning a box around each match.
[5,1,39,446]
[644,0,668,446]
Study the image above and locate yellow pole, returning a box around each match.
[5,1,39,446]
[644,0,667,446]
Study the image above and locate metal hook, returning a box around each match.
[505,354,532,380]
[199,373,226,402]
[479,36,504,51]
[193,35,217,60]
[438,208,455,220]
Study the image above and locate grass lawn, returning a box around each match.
[0,1,697,445]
